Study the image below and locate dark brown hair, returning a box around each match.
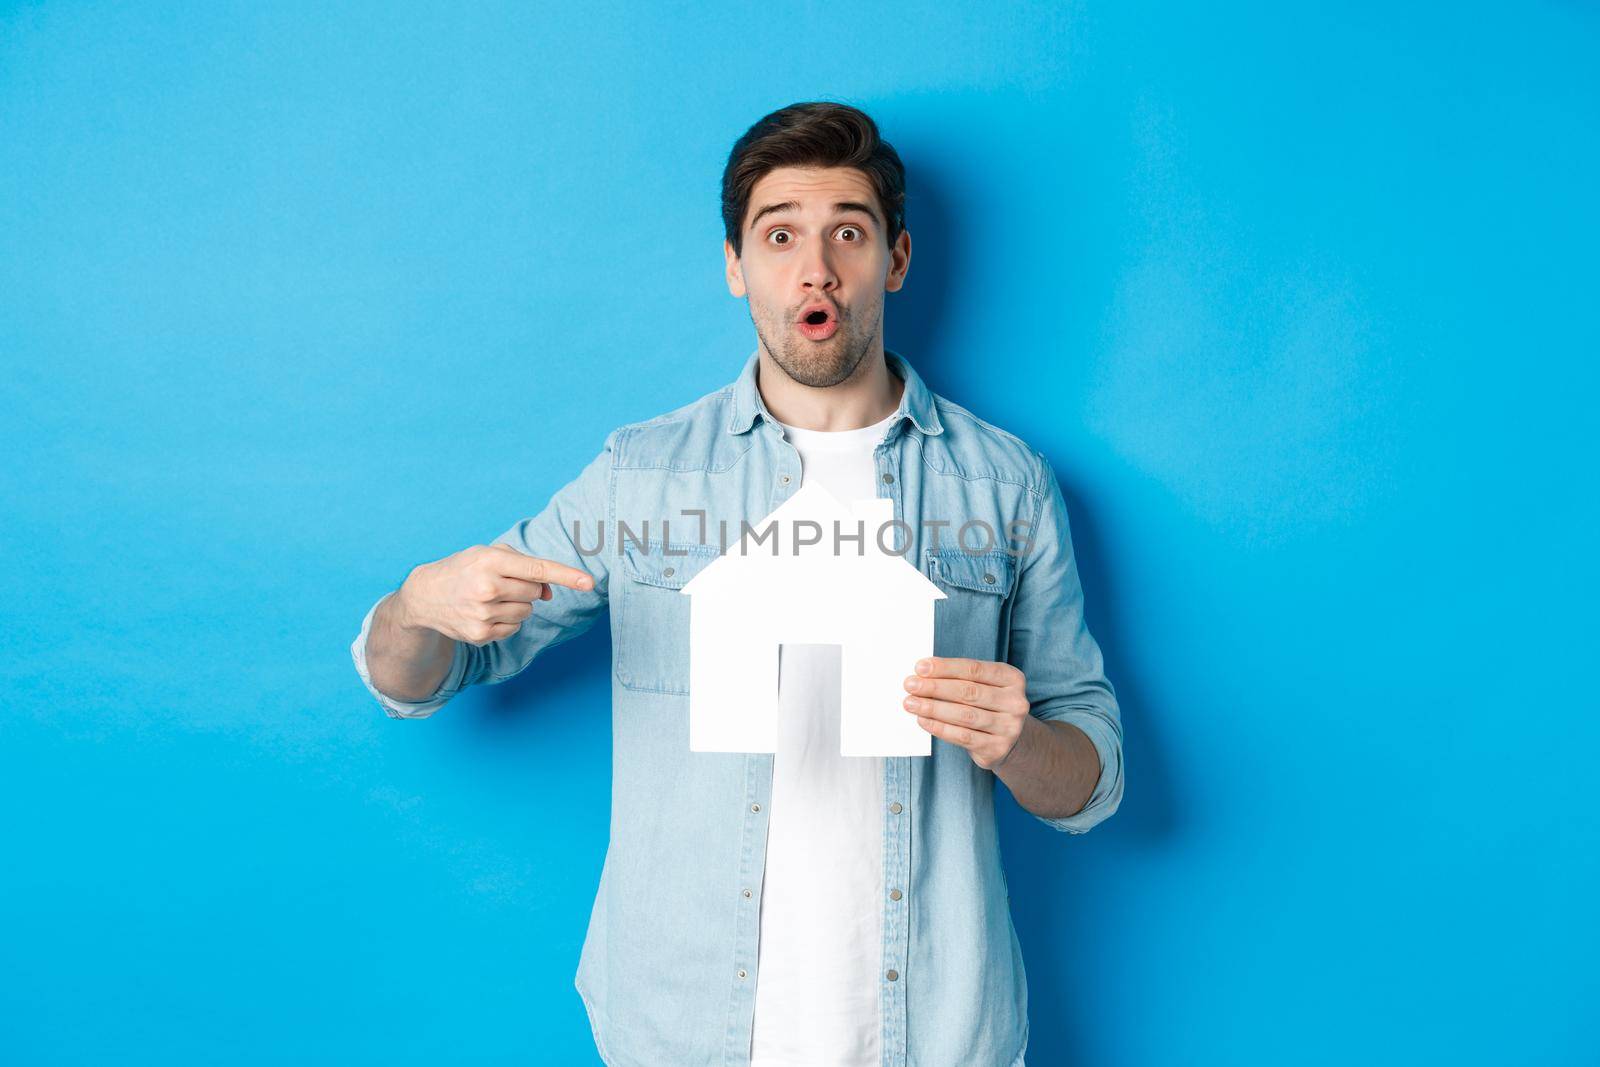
[721,101,907,258]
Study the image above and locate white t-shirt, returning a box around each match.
[748,409,899,1067]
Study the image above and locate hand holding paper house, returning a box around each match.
[680,482,946,757]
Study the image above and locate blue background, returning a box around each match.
[3,2,1595,1063]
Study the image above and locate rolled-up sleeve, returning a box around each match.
[349,429,617,719]
[1003,451,1124,834]
[350,592,473,718]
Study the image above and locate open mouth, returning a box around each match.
[796,305,840,340]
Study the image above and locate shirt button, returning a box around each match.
[886,969,899,981]
[663,566,675,577]
[881,472,894,483]
[889,888,902,901]
[889,802,902,814]
[738,969,748,979]
[742,888,752,899]
[751,803,761,813]
[779,474,791,484]
[983,572,995,584]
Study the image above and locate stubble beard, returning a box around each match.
[752,300,882,389]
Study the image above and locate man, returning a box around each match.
[351,101,1123,1067]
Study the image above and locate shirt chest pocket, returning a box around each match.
[926,548,1016,664]
[615,540,724,695]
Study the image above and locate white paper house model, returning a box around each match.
[679,482,946,757]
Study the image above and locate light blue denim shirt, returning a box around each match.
[350,348,1124,1066]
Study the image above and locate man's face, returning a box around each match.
[725,165,911,389]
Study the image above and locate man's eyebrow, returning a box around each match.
[747,200,882,231]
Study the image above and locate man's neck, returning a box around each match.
[755,344,904,431]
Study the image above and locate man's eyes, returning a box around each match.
[768,225,865,245]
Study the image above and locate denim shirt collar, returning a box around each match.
[725,346,945,438]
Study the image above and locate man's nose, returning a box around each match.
[799,243,837,290]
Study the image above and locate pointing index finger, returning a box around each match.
[493,548,595,592]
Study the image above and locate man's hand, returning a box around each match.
[901,656,1030,770]
[397,543,595,647]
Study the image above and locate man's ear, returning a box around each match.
[884,228,912,294]
[724,238,746,297]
